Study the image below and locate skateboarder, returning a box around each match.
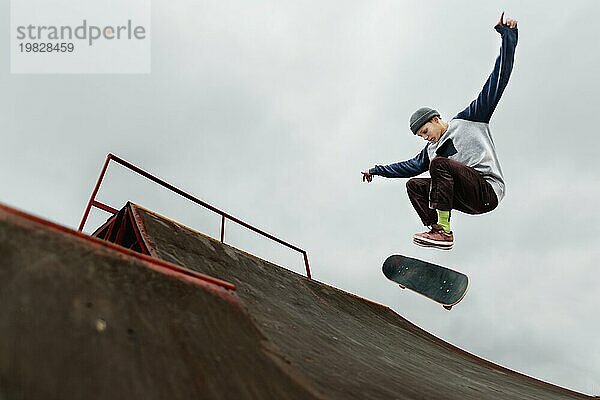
[362,13,518,250]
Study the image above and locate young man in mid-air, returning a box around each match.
[362,13,518,250]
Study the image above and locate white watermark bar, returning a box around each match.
[11,0,151,74]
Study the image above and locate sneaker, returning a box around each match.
[413,224,454,250]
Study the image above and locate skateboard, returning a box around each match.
[382,255,469,310]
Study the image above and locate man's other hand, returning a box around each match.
[497,12,517,29]
[362,171,373,183]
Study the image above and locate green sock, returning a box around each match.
[437,210,451,233]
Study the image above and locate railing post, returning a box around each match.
[303,252,311,280]
[78,154,112,232]
[220,215,225,243]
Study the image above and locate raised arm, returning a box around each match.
[368,146,430,178]
[454,13,518,123]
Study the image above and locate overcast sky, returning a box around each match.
[1,0,599,395]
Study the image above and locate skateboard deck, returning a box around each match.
[382,255,469,310]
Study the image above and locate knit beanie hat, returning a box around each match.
[409,107,440,134]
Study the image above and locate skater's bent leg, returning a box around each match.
[429,156,498,217]
[410,171,454,248]
[406,178,437,226]
[428,157,455,211]
[428,158,457,232]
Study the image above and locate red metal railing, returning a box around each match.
[78,153,312,279]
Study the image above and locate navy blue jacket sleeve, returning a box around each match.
[369,146,430,178]
[454,24,518,123]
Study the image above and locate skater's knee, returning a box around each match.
[406,178,418,190]
[406,178,427,192]
[429,156,452,172]
[430,156,450,168]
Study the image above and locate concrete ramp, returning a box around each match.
[126,203,589,400]
[0,204,322,400]
[0,202,591,399]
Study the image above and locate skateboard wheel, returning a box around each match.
[398,284,406,289]
[443,305,453,311]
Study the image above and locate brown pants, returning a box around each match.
[406,157,498,226]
